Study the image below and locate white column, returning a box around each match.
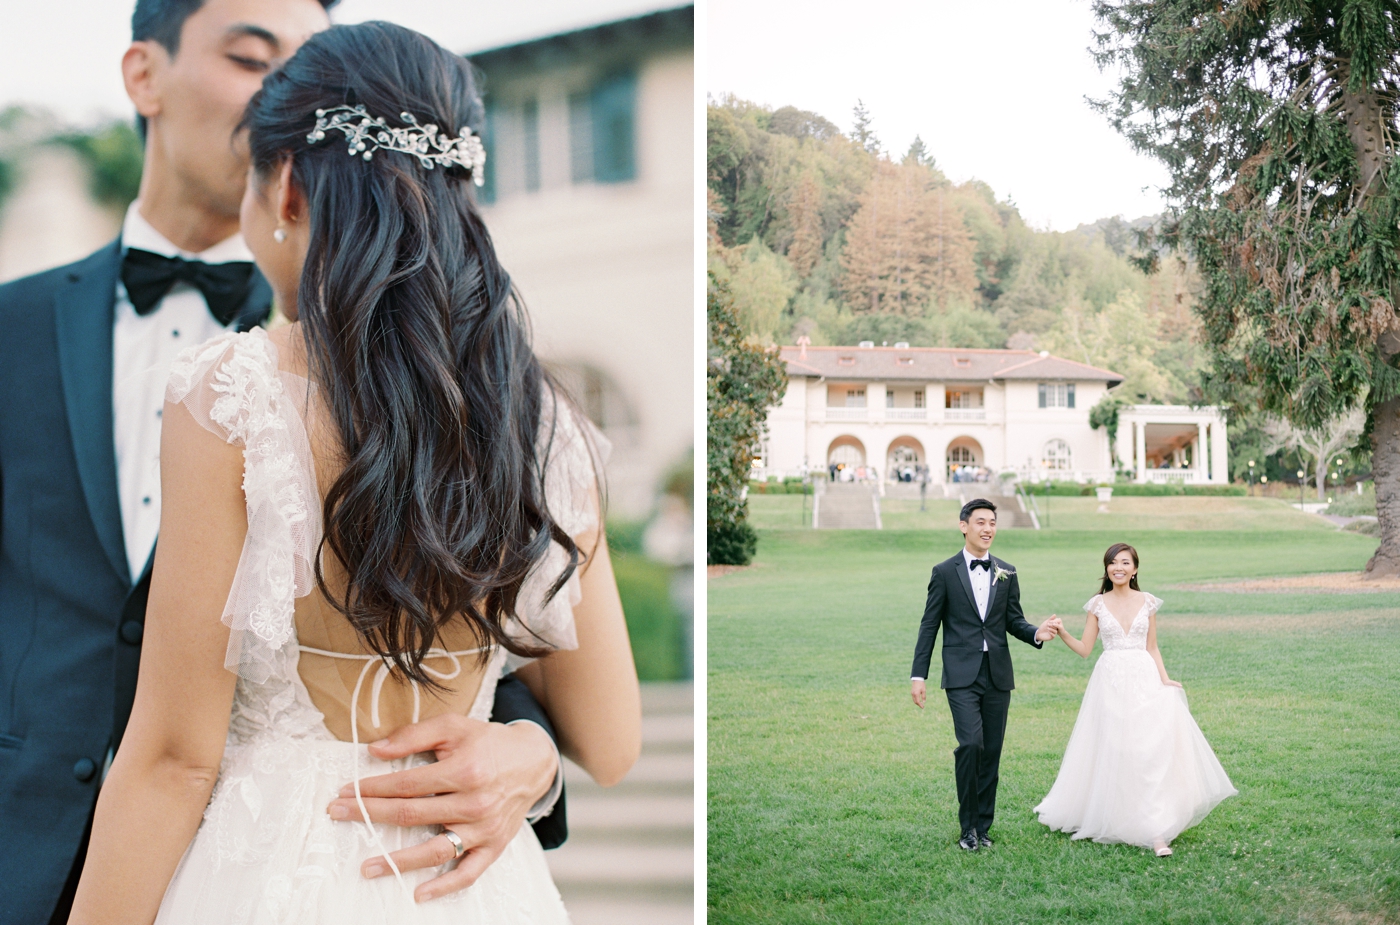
[1210,418,1229,482]
[870,382,887,422]
[1134,419,1146,483]
[1196,422,1208,479]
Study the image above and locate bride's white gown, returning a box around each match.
[1034,593,1236,848]
[150,330,587,923]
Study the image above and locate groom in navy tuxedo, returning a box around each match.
[910,498,1060,851]
[0,2,567,922]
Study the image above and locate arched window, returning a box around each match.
[947,446,976,466]
[1043,439,1072,470]
[829,443,864,468]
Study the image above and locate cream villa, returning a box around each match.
[757,342,1230,486]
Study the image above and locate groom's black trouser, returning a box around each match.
[945,652,1011,836]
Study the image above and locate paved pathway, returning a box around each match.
[547,683,693,925]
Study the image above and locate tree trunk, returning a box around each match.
[1366,395,1400,578]
[1345,82,1397,576]
[1341,86,1385,198]
[1315,457,1326,502]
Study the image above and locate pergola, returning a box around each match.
[1115,405,1229,484]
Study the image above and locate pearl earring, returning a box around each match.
[273,228,287,243]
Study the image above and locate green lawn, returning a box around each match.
[708,519,1400,923]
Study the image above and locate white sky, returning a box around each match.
[708,0,1168,231]
[0,0,679,126]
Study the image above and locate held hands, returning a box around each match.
[325,715,557,903]
[1035,616,1063,643]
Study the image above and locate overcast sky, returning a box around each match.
[0,0,677,126]
[708,0,1168,231]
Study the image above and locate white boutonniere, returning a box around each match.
[993,565,1014,583]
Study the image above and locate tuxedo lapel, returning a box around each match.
[54,240,129,586]
[985,557,999,618]
[952,553,979,617]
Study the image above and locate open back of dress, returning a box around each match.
[153,327,597,923]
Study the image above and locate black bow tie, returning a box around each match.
[969,558,992,571]
[121,248,256,326]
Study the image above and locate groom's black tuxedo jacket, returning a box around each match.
[0,242,564,924]
[910,552,1042,690]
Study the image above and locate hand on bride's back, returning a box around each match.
[325,715,558,901]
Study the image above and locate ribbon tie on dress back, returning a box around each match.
[297,644,490,902]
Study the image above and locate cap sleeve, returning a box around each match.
[166,329,321,684]
[1144,592,1164,615]
[1083,594,1102,615]
[504,392,610,673]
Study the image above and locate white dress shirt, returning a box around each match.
[113,202,250,580]
[912,547,993,681]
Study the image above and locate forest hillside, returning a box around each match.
[706,95,1203,407]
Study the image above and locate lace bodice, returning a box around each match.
[165,328,597,747]
[1085,592,1162,651]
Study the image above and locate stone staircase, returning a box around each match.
[945,483,1032,528]
[547,683,693,924]
[814,482,881,529]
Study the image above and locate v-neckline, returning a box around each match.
[1098,593,1145,636]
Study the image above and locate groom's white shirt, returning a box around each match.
[113,202,248,580]
[911,547,991,681]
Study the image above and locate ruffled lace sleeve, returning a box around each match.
[1143,592,1164,615]
[1083,594,1102,616]
[504,392,610,673]
[165,329,321,684]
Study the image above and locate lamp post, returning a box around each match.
[1247,460,1255,496]
[1297,468,1306,508]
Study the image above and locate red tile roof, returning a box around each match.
[780,345,1123,385]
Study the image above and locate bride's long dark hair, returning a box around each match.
[1099,543,1141,594]
[241,22,583,684]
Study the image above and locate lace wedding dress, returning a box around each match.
[150,329,594,923]
[1033,593,1236,848]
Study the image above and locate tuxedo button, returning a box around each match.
[73,757,97,782]
[120,621,144,645]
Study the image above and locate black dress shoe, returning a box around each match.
[976,832,993,848]
[958,830,980,851]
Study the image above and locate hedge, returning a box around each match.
[1018,481,1246,497]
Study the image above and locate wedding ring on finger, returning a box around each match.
[441,829,467,860]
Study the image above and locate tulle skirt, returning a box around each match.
[155,736,570,924]
[1034,650,1236,848]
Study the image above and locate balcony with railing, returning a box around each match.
[944,408,986,421]
[1144,468,1200,484]
[885,408,929,421]
[825,407,868,422]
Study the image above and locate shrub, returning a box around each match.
[708,520,757,567]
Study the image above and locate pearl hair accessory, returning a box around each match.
[306,104,486,185]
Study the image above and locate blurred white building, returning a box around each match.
[469,6,694,518]
[760,343,1229,486]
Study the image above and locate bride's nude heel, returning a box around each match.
[1152,838,1173,857]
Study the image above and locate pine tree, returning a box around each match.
[851,99,880,155]
[1093,0,1400,576]
[905,134,935,169]
[785,170,825,279]
[840,160,977,315]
